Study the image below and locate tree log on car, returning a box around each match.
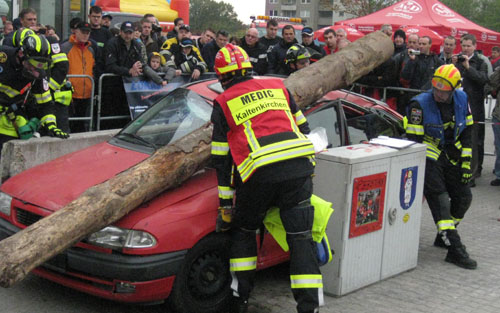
[0,31,393,288]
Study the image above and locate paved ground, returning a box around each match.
[1,131,499,313]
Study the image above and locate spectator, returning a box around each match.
[393,29,406,55]
[392,33,419,114]
[132,21,141,41]
[229,36,240,46]
[259,19,281,53]
[161,25,205,76]
[380,24,392,37]
[139,18,159,55]
[143,13,166,48]
[336,28,347,41]
[173,38,207,80]
[323,28,337,55]
[406,33,419,51]
[61,21,96,132]
[101,13,112,29]
[194,28,215,52]
[301,26,324,62]
[267,25,298,75]
[88,5,113,49]
[148,52,176,85]
[0,21,13,45]
[490,46,500,69]
[400,36,444,90]
[477,50,493,77]
[202,29,229,72]
[453,34,489,185]
[240,28,268,75]
[337,38,350,51]
[110,27,119,37]
[45,25,60,42]
[167,17,183,39]
[439,36,456,64]
[488,66,500,186]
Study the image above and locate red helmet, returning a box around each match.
[214,43,252,76]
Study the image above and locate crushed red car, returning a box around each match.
[0,77,403,312]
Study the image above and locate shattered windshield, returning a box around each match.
[116,88,212,149]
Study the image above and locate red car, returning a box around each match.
[0,77,403,313]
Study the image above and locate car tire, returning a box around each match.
[169,233,232,313]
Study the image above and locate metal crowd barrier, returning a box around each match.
[67,74,95,131]
[96,73,131,131]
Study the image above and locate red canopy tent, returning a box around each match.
[335,0,500,55]
[313,25,365,43]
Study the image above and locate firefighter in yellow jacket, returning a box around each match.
[210,43,322,313]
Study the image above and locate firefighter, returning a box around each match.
[405,64,476,269]
[285,43,311,75]
[0,34,68,150]
[210,43,322,313]
[11,28,72,133]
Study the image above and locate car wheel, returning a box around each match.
[169,233,232,313]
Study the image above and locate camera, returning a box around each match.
[457,54,466,63]
[408,49,420,56]
[152,23,162,34]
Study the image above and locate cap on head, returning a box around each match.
[102,13,113,20]
[302,26,314,37]
[76,21,91,32]
[432,64,462,91]
[179,24,190,32]
[120,21,134,33]
[214,43,252,76]
[180,38,194,48]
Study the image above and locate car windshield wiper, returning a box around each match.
[116,132,157,150]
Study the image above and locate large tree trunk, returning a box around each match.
[0,31,393,288]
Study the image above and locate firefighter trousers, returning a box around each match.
[230,174,322,313]
[423,155,472,230]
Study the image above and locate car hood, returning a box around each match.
[1,142,150,211]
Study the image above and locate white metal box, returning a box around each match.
[313,143,426,296]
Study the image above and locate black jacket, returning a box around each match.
[259,36,281,53]
[267,38,298,75]
[456,53,489,120]
[401,53,444,90]
[303,41,325,62]
[104,36,146,76]
[240,38,268,75]
[201,40,222,72]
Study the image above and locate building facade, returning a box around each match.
[265,0,354,31]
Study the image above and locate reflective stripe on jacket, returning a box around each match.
[215,78,315,182]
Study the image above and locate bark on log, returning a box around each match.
[0,31,393,288]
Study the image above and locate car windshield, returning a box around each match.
[115,88,212,149]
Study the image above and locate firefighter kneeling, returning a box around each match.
[405,64,476,269]
[210,44,323,312]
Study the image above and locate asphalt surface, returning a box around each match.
[1,127,499,313]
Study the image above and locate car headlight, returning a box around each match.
[0,192,12,217]
[86,226,156,250]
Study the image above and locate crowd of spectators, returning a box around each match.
[2,6,500,154]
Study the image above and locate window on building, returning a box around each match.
[282,10,297,17]
[269,0,278,3]
[282,0,296,5]
[339,11,345,17]
[269,10,278,16]
[300,10,310,18]
[301,0,311,3]
[319,11,333,18]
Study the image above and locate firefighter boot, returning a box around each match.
[444,230,477,269]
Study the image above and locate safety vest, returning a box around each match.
[216,78,315,182]
[412,90,473,161]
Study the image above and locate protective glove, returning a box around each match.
[216,206,233,232]
[44,121,69,139]
[461,161,473,184]
[18,118,40,139]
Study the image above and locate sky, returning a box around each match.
[215,0,266,24]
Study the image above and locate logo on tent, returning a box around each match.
[432,4,455,17]
[450,27,457,36]
[393,0,422,14]
[482,32,488,41]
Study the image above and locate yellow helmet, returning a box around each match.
[432,64,461,91]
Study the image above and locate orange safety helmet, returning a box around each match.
[432,64,462,91]
[214,43,253,76]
